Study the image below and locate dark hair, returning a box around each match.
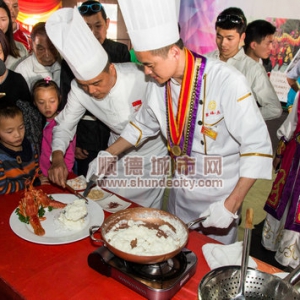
[0,105,23,119]
[32,78,60,103]
[31,22,59,60]
[0,29,10,61]
[244,20,276,51]
[0,0,20,57]
[31,22,47,41]
[79,0,107,20]
[215,7,247,35]
[149,39,184,58]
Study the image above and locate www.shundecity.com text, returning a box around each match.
[99,176,223,190]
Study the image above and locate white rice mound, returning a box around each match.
[105,216,188,256]
[58,199,88,230]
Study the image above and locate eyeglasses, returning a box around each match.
[78,3,103,14]
[216,14,244,24]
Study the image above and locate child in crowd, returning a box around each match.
[0,105,47,194]
[262,92,300,269]
[32,78,76,177]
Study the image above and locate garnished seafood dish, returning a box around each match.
[16,175,66,236]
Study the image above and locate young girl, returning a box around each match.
[262,92,300,269]
[0,105,46,194]
[32,78,76,177]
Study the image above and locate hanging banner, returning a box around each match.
[17,0,61,29]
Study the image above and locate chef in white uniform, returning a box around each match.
[45,8,167,208]
[93,0,273,244]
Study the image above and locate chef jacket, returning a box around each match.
[120,58,273,244]
[206,48,282,121]
[52,63,167,208]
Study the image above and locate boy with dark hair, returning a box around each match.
[0,106,47,194]
[206,7,282,121]
[244,20,276,66]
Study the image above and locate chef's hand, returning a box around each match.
[48,150,69,187]
[86,150,114,181]
[75,147,89,160]
[200,200,238,228]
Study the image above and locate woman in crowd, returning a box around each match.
[0,0,27,70]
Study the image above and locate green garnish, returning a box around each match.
[15,208,29,224]
[15,205,46,223]
[38,206,45,218]
[48,206,53,212]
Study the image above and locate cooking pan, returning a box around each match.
[198,263,300,299]
[89,207,206,264]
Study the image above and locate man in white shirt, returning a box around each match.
[205,7,282,121]
[244,19,276,73]
[87,0,273,244]
[15,22,61,89]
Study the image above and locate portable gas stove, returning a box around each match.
[88,246,197,300]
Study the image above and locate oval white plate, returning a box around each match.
[9,194,104,245]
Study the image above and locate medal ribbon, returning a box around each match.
[166,49,207,156]
[184,53,207,155]
[167,49,194,146]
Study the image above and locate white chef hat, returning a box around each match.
[118,0,180,52]
[45,7,108,81]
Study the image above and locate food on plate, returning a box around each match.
[16,175,67,236]
[105,217,188,256]
[58,199,88,230]
[108,202,120,209]
[66,175,87,190]
[87,188,104,200]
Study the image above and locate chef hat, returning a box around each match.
[45,7,108,81]
[118,0,180,52]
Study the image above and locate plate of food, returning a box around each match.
[97,194,131,213]
[81,186,112,201]
[66,175,87,190]
[9,193,104,245]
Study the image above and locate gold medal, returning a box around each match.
[171,145,182,156]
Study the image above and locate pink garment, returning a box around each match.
[39,118,76,176]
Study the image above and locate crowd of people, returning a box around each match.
[1,0,299,270]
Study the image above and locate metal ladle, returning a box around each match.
[232,208,254,300]
[186,215,209,229]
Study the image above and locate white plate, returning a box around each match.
[97,194,131,213]
[80,187,112,201]
[9,194,104,245]
[66,175,87,190]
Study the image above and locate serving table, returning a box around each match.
[0,183,282,300]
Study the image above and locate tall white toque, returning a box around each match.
[118,0,180,52]
[45,7,108,81]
